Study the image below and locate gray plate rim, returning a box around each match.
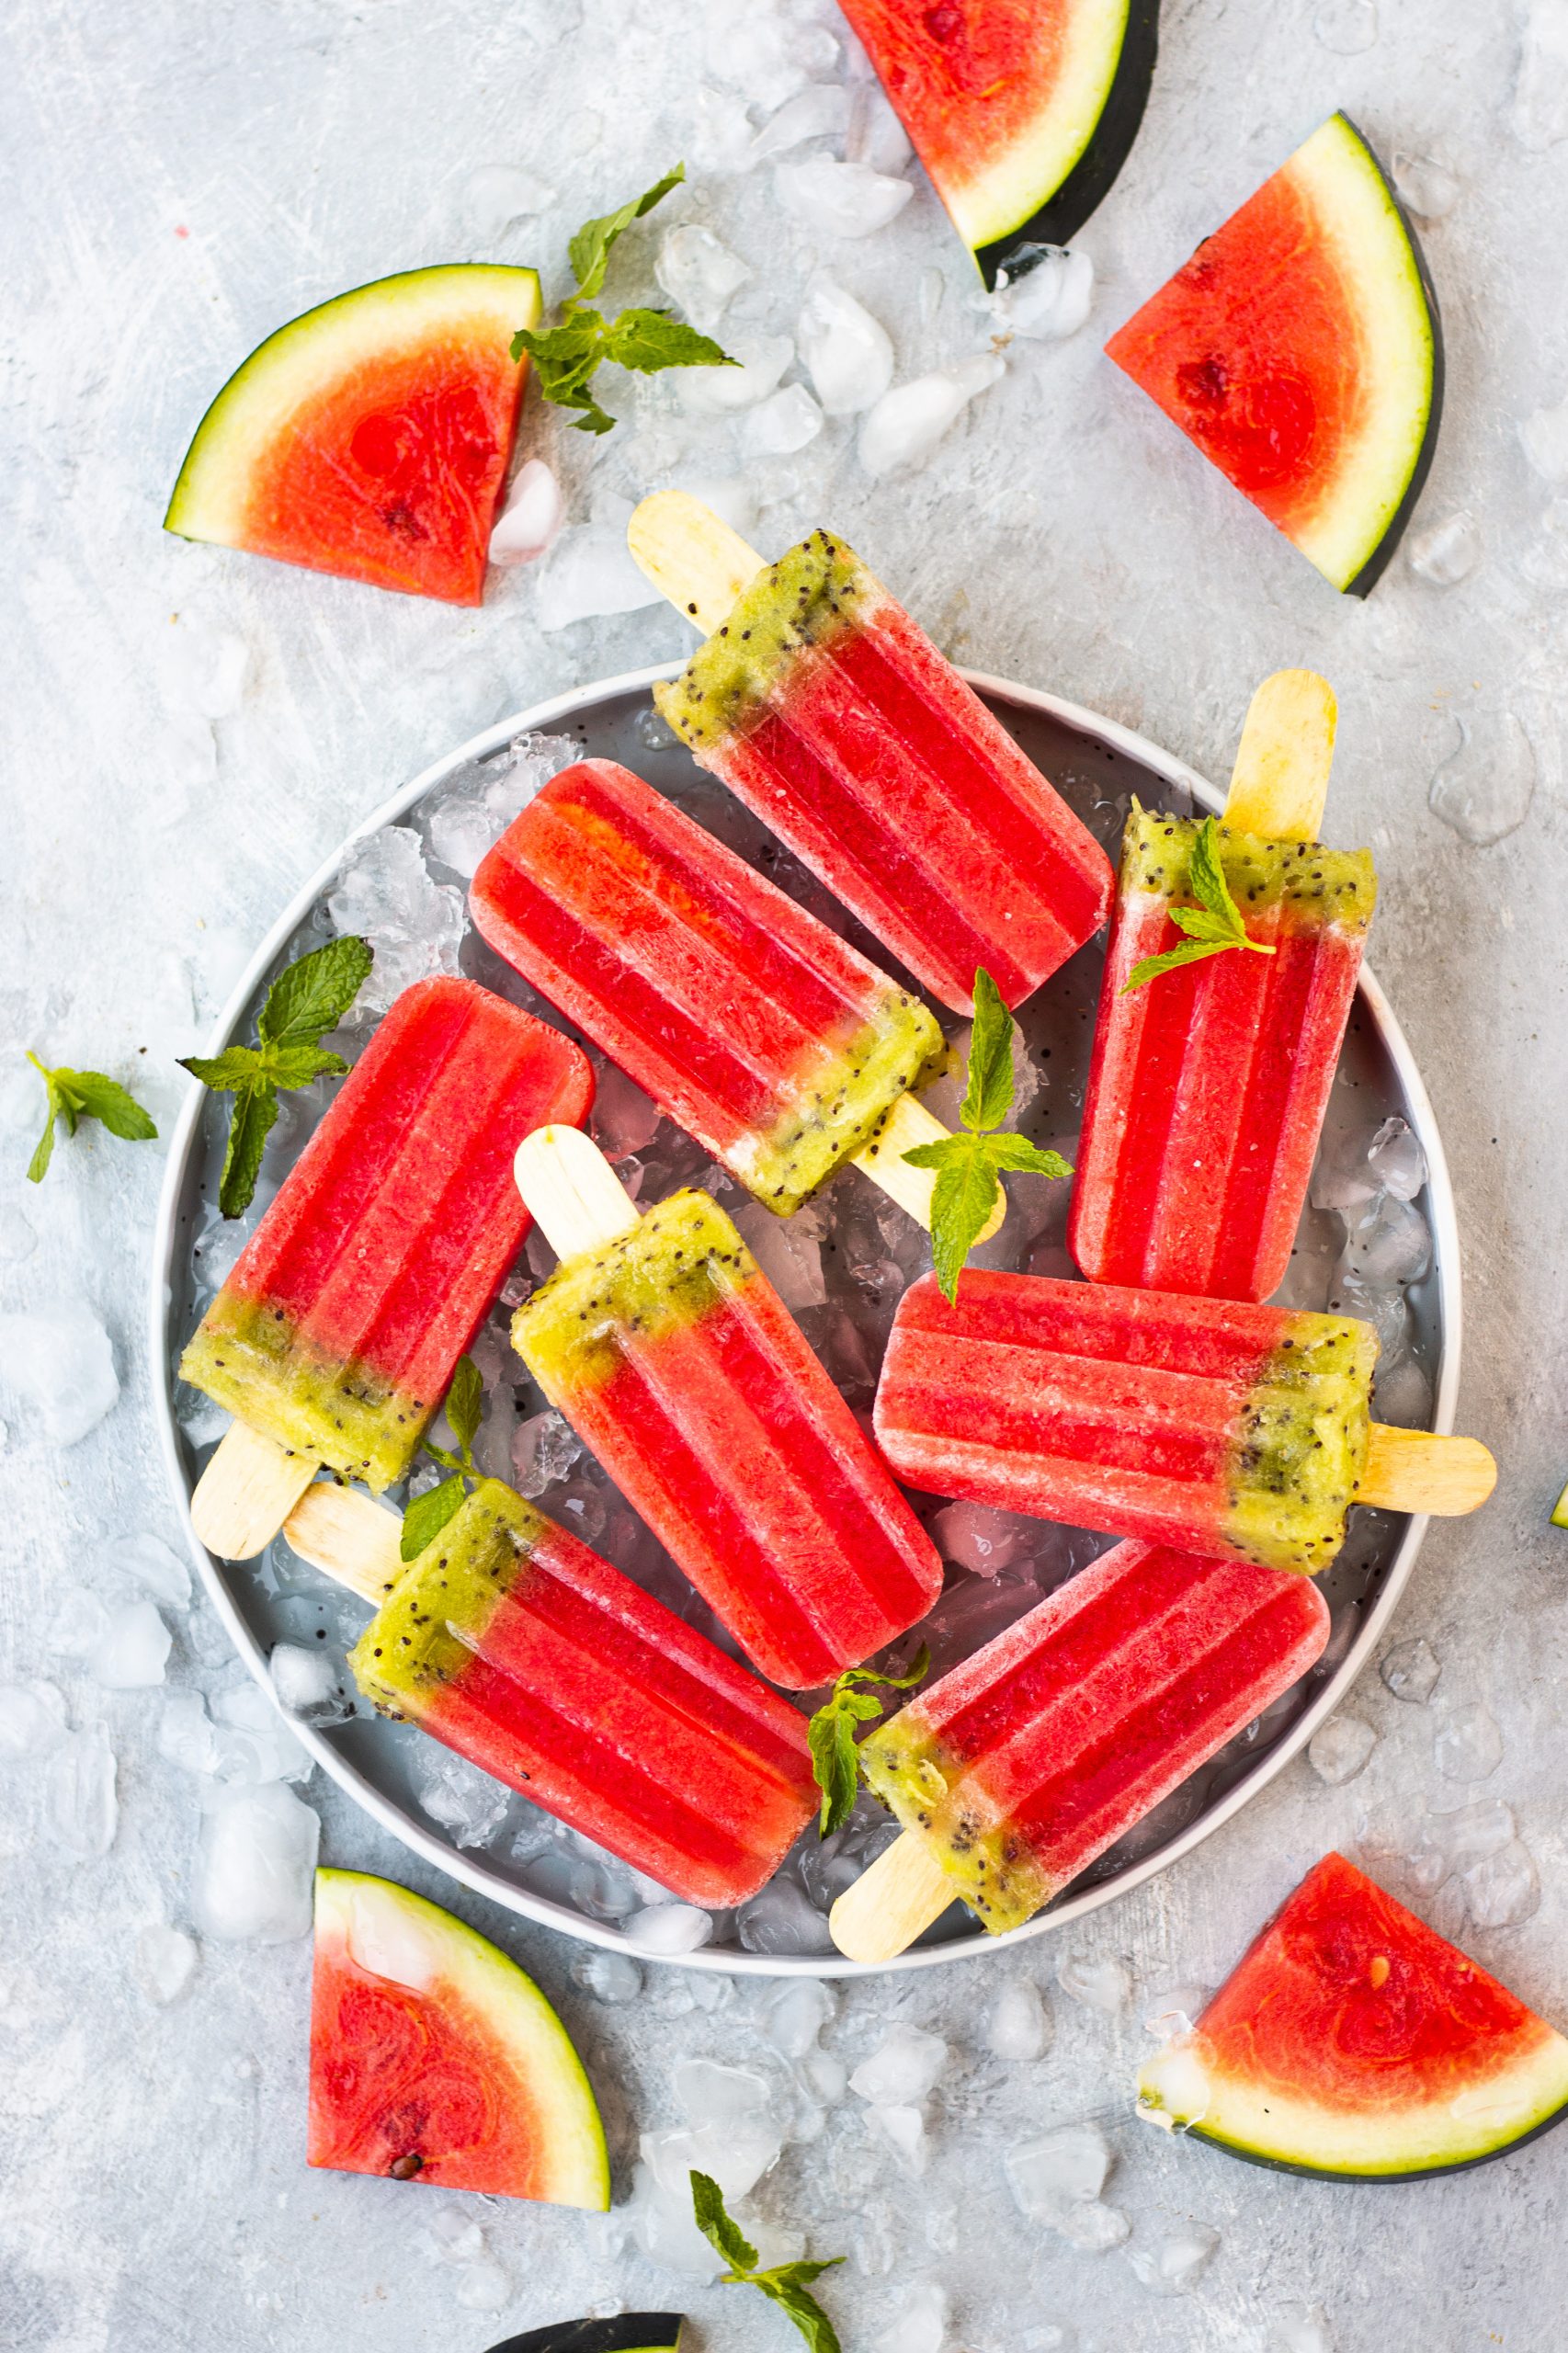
[148,658,1460,1977]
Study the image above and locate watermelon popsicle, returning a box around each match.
[507,1126,943,1689]
[469,755,995,1231]
[628,492,1114,1016]
[829,1538,1331,1961]
[1070,671,1380,1300]
[285,1478,816,1907]
[875,1270,1495,1572]
[182,977,593,1559]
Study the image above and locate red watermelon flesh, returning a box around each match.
[165,265,541,606]
[1138,1852,1568,2178]
[308,1870,608,2206]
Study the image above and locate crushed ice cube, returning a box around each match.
[985,1977,1052,2062]
[1434,1701,1504,1780]
[676,2059,771,2126]
[873,2279,949,2353]
[761,1975,835,2058]
[47,1586,112,1656]
[691,84,756,171]
[749,83,851,162]
[1128,2223,1221,2293]
[851,2022,949,2105]
[1372,1354,1432,1429]
[591,1064,662,1161]
[859,356,1005,478]
[865,2101,928,2177]
[656,225,753,334]
[105,1531,191,1610]
[572,1948,643,2003]
[212,1680,312,1784]
[1057,1949,1131,2014]
[0,1302,119,1444]
[846,81,915,174]
[460,162,556,241]
[776,154,913,237]
[327,827,466,1017]
[89,1599,171,1688]
[703,0,838,106]
[1434,1797,1515,1870]
[1428,710,1537,847]
[1521,395,1568,480]
[268,1642,351,1723]
[1308,1713,1377,1786]
[1381,1636,1440,1705]
[512,1408,582,1497]
[1336,1192,1431,1287]
[994,244,1094,341]
[1058,2200,1131,2254]
[797,278,894,414]
[1268,2302,1335,2353]
[932,1500,1028,1578]
[488,458,565,567]
[535,525,665,630]
[1392,150,1460,219]
[737,1878,835,1953]
[134,1922,199,2006]
[678,333,793,415]
[194,1781,320,1941]
[410,1745,511,1846]
[0,1680,68,1757]
[733,1200,827,1308]
[625,1903,714,1954]
[50,1724,118,1859]
[668,472,760,536]
[455,2258,512,2313]
[1366,1116,1428,1200]
[623,2156,726,2277]
[1313,0,1378,51]
[742,381,824,458]
[1463,1836,1540,1928]
[1006,2121,1110,2219]
[1407,510,1480,585]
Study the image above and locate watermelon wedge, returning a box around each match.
[1137,1853,1568,2180]
[1106,114,1441,595]
[308,1870,608,2206]
[483,2325,685,2353]
[838,0,1159,284]
[165,265,541,605]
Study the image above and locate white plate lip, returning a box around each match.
[149,659,1460,1977]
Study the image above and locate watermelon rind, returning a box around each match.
[483,2322,685,2353]
[165,263,540,571]
[973,1,1160,287]
[310,1869,608,2210]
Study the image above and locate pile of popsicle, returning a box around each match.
[178,493,1494,1957]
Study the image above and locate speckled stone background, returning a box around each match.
[4,1,1568,2347]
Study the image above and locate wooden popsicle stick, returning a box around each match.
[852,1092,1006,1245]
[1358,1426,1496,1517]
[514,1124,642,1259]
[829,1829,956,1961]
[189,1421,321,1561]
[284,1482,406,1603]
[1222,669,1337,841]
[627,491,766,632]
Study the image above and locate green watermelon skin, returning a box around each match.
[482,2323,685,2353]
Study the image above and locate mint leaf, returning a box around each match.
[445,1354,483,1460]
[806,1647,929,1834]
[399,1474,467,1563]
[262,1042,349,1090]
[24,1051,157,1185]
[602,309,732,374]
[1120,816,1276,994]
[960,966,1015,1131]
[513,312,610,399]
[258,935,374,1050]
[569,164,686,300]
[689,2172,845,2353]
[983,1135,1075,1179]
[216,1083,278,1219]
[930,1144,1006,1304]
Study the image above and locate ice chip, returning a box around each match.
[1462,1837,1540,1929]
[106,1532,192,1610]
[1308,1713,1377,1785]
[733,1200,827,1309]
[691,84,756,172]
[489,458,565,567]
[1372,1353,1432,1429]
[751,82,852,163]
[213,1679,312,1784]
[572,1949,643,2003]
[846,81,914,174]
[134,1921,199,2006]
[859,356,1005,479]
[675,2059,770,2125]
[761,1975,835,2059]
[865,2100,928,2177]
[47,1586,111,1656]
[873,2279,949,2353]
[625,1903,714,1954]
[1407,509,1480,585]
[1391,150,1460,219]
[737,1877,835,1953]
[512,1407,582,1497]
[1268,2302,1336,2353]
[346,1881,442,1990]
[798,278,894,414]
[1337,1192,1431,1287]
[1522,396,1568,480]
[655,225,753,334]
[456,2258,512,2313]
[535,526,665,630]
[460,162,555,240]
[591,1063,663,1161]
[1381,1636,1440,1705]
[985,1976,1053,2062]
[1128,2223,1221,2293]
[50,1724,118,1859]
[996,244,1094,341]
[932,1500,1028,1578]
[1006,2120,1113,2227]
[678,334,793,415]
[703,0,838,106]
[89,1599,172,1688]
[0,1679,68,1758]
[1057,1949,1131,2014]
[775,153,914,238]
[1366,1115,1428,1200]
[327,828,466,1017]
[851,2021,949,2106]
[742,381,824,459]
[268,1642,352,1723]
[0,1302,119,1444]
[410,1745,511,1846]
[1434,1701,1504,1781]
[194,1781,320,1941]
[1428,710,1538,848]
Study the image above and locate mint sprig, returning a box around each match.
[180,935,372,1216]
[511,164,734,434]
[690,2171,845,2353]
[25,1054,157,1184]
[902,969,1074,1304]
[1121,813,1278,992]
[807,1646,929,1836]
[399,1354,484,1561]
